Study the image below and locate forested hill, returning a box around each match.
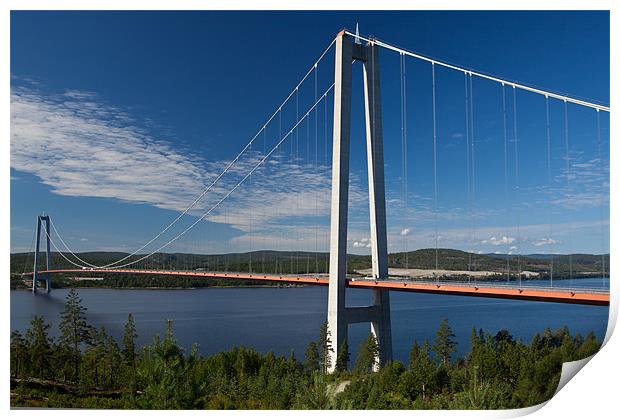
[11,248,608,279]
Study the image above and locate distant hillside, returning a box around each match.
[12,248,608,281]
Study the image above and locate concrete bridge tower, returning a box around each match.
[32,215,52,293]
[327,30,392,372]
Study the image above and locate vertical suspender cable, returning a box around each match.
[564,101,573,283]
[545,96,554,287]
[249,140,253,274]
[470,74,477,279]
[431,63,439,277]
[502,84,510,283]
[277,112,282,274]
[596,110,606,286]
[263,126,267,274]
[294,88,299,274]
[315,64,319,275]
[513,87,521,287]
[307,108,311,275]
[464,74,472,282]
[400,53,410,272]
[403,56,409,272]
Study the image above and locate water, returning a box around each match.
[10,278,609,364]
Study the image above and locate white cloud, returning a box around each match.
[400,228,411,236]
[481,236,515,246]
[532,238,559,247]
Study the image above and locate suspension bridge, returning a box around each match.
[18,30,610,371]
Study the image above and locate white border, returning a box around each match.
[3,2,616,419]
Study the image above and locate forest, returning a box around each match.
[10,289,601,409]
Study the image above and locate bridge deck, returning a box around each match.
[25,269,609,306]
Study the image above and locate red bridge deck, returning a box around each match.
[26,269,610,306]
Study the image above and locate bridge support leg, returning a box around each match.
[327,31,392,373]
[32,215,52,293]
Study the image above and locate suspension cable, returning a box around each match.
[344,31,609,112]
[40,222,86,269]
[22,226,37,274]
[49,36,337,270]
[104,84,335,269]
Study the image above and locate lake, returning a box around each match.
[10,278,609,364]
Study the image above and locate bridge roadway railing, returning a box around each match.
[351,278,611,295]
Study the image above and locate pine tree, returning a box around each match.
[84,326,107,387]
[433,318,457,365]
[304,341,320,373]
[354,333,379,374]
[58,289,91,381]
[24,315,53,378]
[105,334,122,388]
[11,330,28,378]
[335,340,350,373]
[406,339,435,400]
[123,313,138,372]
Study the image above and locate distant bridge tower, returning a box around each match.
[32,215,52,293]
[327,30,392,372]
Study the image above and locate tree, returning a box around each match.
[433,318,457,365]
[58,289,92,381]
[304,341,320,373]
[335,340,350,373]
[84,326,107,387]
[11,330,28,378]
[24,315,53,378]
[299,372,333,409]
[137,320,189,409]
[104,334,122,388]
[354,334,379,374]
[404,340,435,400]
[123,313,138,385]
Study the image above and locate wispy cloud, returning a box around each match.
[352,238,371,248]
[481,236,515,246]
[10,84,359,253]
[532,237,559,247]
[11,85,215,212]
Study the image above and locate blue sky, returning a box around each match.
[10,11,609,258]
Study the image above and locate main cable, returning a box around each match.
[105,84,335,269]
[344,31,609,112]
[49,36,337,270]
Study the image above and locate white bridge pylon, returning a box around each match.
[328,31,392,372]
